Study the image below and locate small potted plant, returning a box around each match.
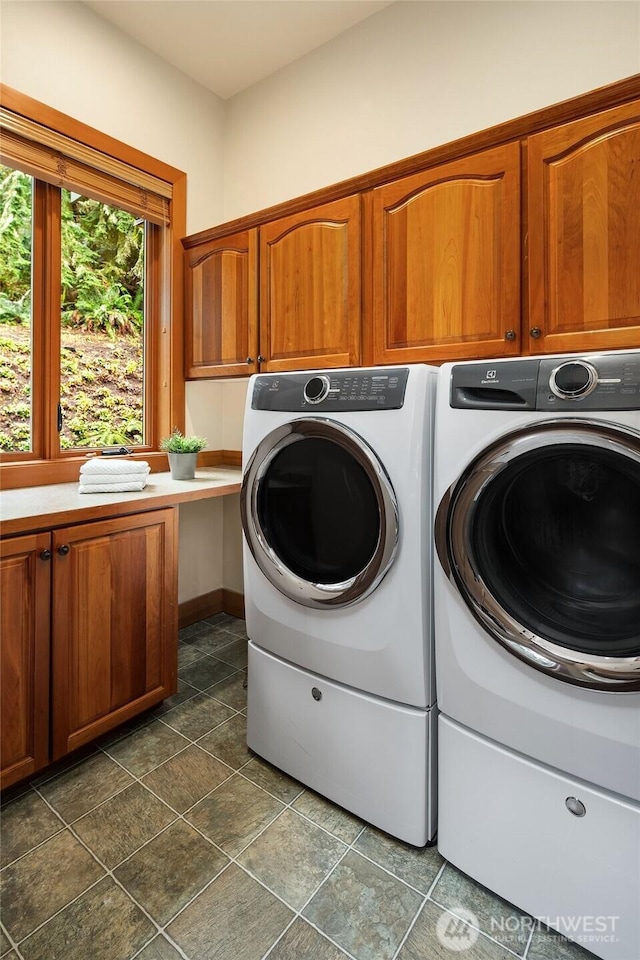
[160,429,207,480]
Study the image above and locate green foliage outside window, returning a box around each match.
[0,164,146,452]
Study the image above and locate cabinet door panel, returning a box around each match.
[260,195,361,371]
[52,509,177,758]
[528,99,640,353]
[185,229,258,378]
[0,533,50,788]
[371,143,521,364]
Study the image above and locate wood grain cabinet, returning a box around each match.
[0,533,51,789]
[527,98,640,354]
[51,510,178,759]
[369,142,521,365]
[184,195,361,376]
[184,229,258,378]
[259,194,362,371]
[0,509,178,789]
[182,85,640,374]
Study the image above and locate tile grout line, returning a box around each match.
[522,923,536,958]
[7,727,434,957]
[23,784,163,955]
[387,861,447,960]
[0,918,26,960]
[427,892,530,959]
[255,814,371,960]
[2,621,249,957]
[4,708,244,954]
[30,777,222,960]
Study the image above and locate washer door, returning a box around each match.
[436,419,640,691]
[241,418,398,608]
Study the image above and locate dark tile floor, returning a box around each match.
[0,615,594,960]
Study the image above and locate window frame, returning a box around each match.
[0,85,186,489]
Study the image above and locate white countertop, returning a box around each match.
[0,467,243,537]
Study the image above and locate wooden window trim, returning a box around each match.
[0,85,186,490]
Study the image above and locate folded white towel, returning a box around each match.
[80,458,150,476]
[79,471,150,485]
[78,479,148,494]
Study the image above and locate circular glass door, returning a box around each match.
[436,419,640,690]
[241,418,398,608]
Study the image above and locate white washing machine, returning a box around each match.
[240,365,438,845]
[434,351,640,960]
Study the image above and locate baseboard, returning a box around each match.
[178,588,245,628]
[199,449,242,468]
[222,588,245,619]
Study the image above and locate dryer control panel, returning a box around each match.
[252,368,410,411]
[450,352,640,411]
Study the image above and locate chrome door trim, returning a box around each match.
[241,418,398,608]
[435,418,640,691]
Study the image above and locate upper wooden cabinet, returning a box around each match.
[259,195,362,372]
[182,81,640,375]
[0,532,50,790]
[184,229,258,378]
[527,99,640,354]
[369,142,521,365]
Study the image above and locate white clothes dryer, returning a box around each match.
[434,351,640,960]
[241,365,438,845]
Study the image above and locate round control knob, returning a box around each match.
[303,375,330,404]
[549,360,598,400]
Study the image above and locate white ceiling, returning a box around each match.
[84,0,393,100]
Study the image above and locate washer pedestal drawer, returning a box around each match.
[247,642,436,846]
[438,715,640,960]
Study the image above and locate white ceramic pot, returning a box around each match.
[168,452,198,480]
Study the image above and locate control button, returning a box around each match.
[549,360,598,400]
[303,375,330,404]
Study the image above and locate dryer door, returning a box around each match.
[241,418,398,608]
[436,419,640,690]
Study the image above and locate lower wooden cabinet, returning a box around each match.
[0,532,51,789]
[0,508,178,789]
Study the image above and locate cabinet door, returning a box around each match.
[370,143,521,365]
[0,533,51,789]
[528,99,640,354]
[51,509,178,758]
[184,229,258,378]
[259,195,361,372]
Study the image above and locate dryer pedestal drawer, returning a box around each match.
[247,642,436,846]
[438,715,640,960]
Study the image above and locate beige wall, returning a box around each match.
[223,0,640,220]
[0,0,225,233]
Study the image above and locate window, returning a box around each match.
[0,86,186,487]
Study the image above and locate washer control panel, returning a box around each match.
[252,368,410,411]
[450,352,640,410]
